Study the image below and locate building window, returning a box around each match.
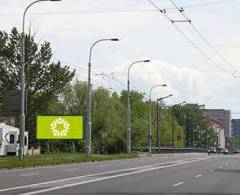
[9,134,15,144]
[24,137,27,146]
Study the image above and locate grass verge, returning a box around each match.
[0,153,139,169]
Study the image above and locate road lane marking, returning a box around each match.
[0,157,215,194]
[172,182,184,187]
[20,158,213,195]
[20,173,39,177]
[219,166,223,169]
[195,174,202,178]
[0,159,193,193]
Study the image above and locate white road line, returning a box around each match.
[172,182,184,187]
[195,174,202,178]
[20,173,39,177]
[0,157,214,195]
[0,159,191,193]
[219,166,223,169]
[20,158,212,195]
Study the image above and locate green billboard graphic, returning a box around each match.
[37,116,83,139]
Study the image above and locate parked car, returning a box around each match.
[208,147,216,155]
[222,148,229,154]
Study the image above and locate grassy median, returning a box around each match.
[0,153,139,169]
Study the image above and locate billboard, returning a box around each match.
[37,116,83,139]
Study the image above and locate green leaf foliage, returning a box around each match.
[0,28,75,145]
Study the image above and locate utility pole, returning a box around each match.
[171,109,174,148]
[127,60,150,154]
[19,0,61,160]
[157,94,173,151]
[86,38,119,155]
[148,84,167,156]
[157,101,160,151]
[183,114,186,147]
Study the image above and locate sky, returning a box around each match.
[1,0,240,118]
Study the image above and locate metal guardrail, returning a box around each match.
[132,147,208,153]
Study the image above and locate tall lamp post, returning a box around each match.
[86,38,119,155]
[156,94,173,150]
[127,59,150,154]
[148,84,167,156]
[19,0,61,160]
[171,101,186,148]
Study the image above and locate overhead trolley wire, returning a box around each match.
[168,0,238,75]
[182,0,240,9]
[148,0,238,79]
[0,0,239,16]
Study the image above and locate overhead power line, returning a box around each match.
[0,0,239,16]
[54,58,126,90]
[168,0,238,74]
[182,0,240,9]
[148,0,239,80]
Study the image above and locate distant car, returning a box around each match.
[208,147,216,155]
[222,148,229,154]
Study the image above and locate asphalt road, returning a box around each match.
[0,153,240,195]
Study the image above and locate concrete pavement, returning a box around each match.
[0,153,239,194]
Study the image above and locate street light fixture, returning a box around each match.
[157,94,173,102]
[171,101,186,148]
[148,84,167,156]
[127,59,150,154]
[86,38,119,155]
[19,0,61,160]
[156,94,173,149]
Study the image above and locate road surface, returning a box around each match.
[0,153,239,194]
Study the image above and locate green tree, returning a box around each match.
[0,27,75,145]
[120,90,149,148]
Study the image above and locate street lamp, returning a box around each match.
[171,101,186,148]
[127,59,150,154]
[86,38,119,155]
[19,0,61,160]
[148,84,167,156]
[156,94,173,149]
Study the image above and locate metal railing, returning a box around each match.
[132,147,207,153]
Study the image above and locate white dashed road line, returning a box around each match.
[172,182,184,187]
[20,173,39,177]
[195,174,202,178]
[0,157,214,195]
